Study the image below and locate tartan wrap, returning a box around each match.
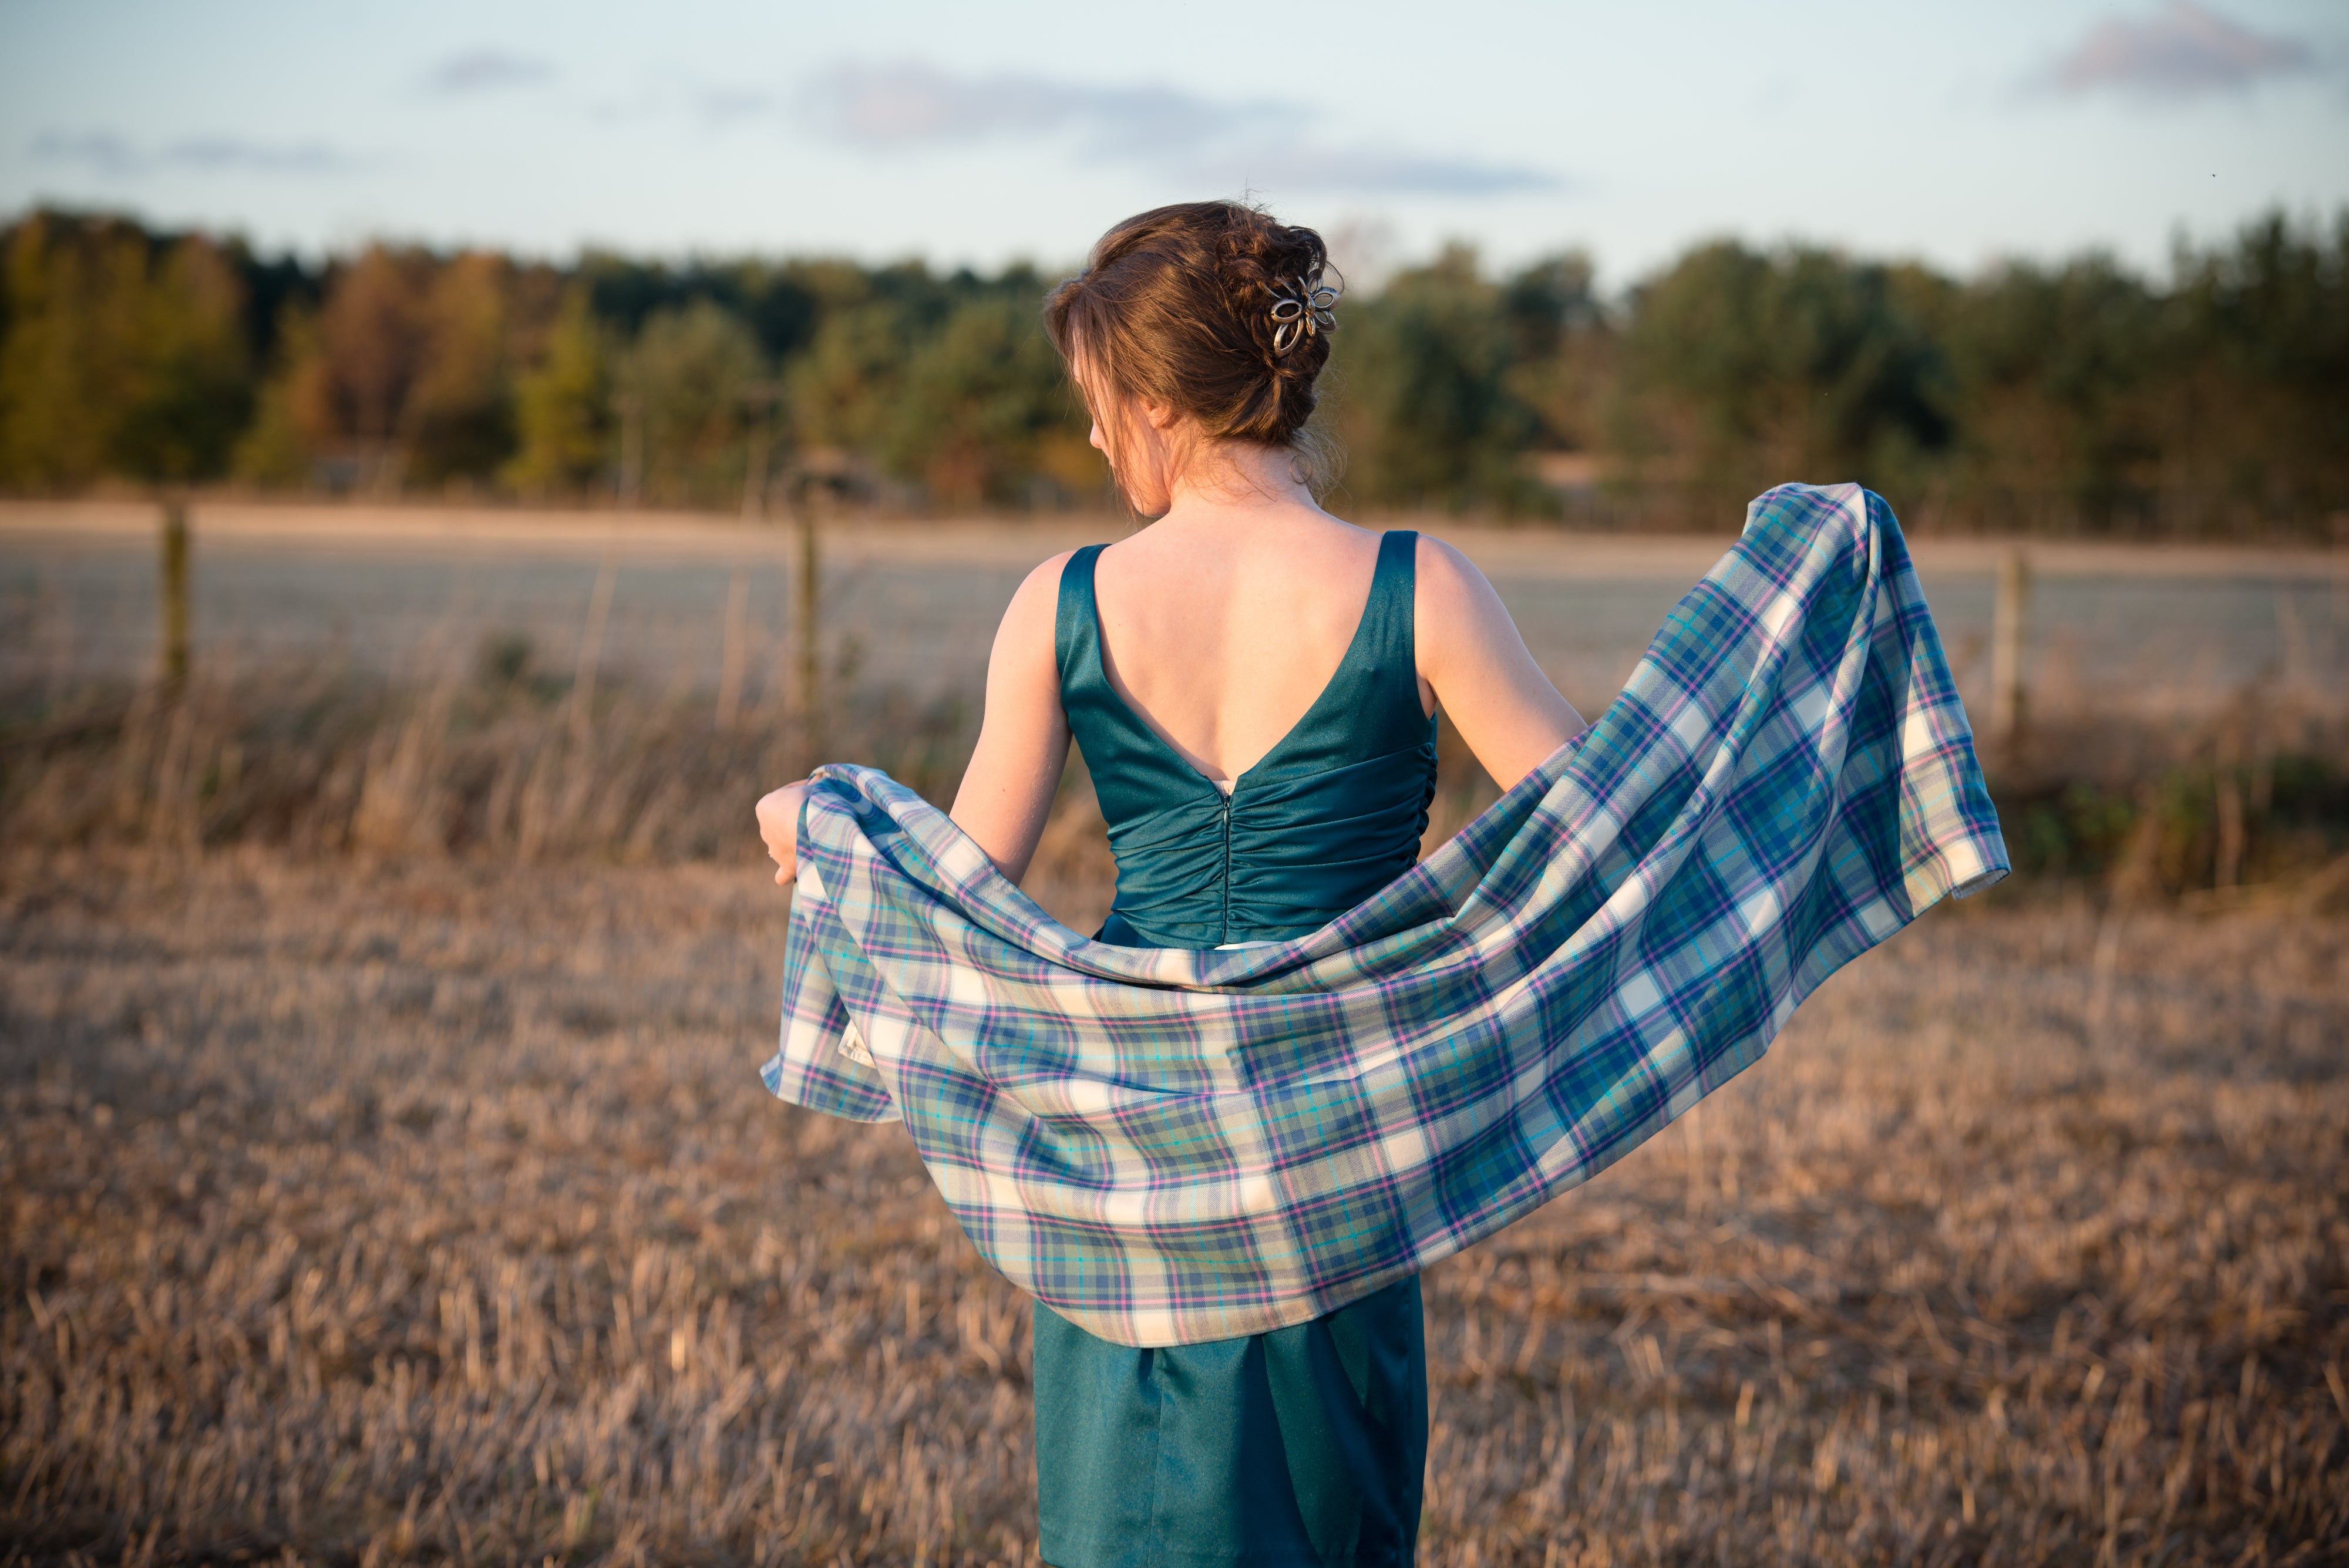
[760,482,2007,1347]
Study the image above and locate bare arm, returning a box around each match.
[947,552,1075,881]
[1415,536,1587,790]
[758,553,1073,888]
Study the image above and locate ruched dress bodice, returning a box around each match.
[1035,529,1436,1568]
[1056,529,1438,950]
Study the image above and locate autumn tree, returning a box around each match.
[2,204,2343,537]
[308,245,434,491]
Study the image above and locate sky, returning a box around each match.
[1,0,2343,288]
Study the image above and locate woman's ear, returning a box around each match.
[1139,398,1181,433]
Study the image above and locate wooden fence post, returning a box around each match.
[1990,549,2030,754]
[613,393,643,509]
[741,381,783,522]
[793,494,823,764]
[160,498,191,689]
[570,548,617,746]
[715,566,748,731]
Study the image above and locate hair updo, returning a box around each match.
[1044,201,1339,486]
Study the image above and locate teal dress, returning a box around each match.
[1035,531,1438,1568]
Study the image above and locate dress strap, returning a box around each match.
[1359,529,1421,691]
[1055,544,1109,689]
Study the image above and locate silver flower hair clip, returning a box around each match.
[1268,274,1341,355]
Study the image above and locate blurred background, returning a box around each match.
[2,3,2345,1565]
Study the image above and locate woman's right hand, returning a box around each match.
[756,780,812,887]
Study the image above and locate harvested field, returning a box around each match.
[4,501,2344,722]
[3,846,2344,1565]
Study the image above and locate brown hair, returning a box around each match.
[1044,201,1339,493]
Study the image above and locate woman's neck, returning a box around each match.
[1155,440,1324,527]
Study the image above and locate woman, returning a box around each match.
[759,201,1587,1567]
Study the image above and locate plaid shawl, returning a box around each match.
[762,483,2007,1347]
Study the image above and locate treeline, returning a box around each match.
[1,206,2343,535]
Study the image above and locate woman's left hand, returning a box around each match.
[756,780,812,886]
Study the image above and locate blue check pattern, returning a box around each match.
[762,483,2007,1347]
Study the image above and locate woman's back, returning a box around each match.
[1062,519,1438,950]
[1085,514,1415,782]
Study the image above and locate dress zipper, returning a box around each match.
[1218,789,1233,946]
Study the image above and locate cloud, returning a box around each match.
[1187,143,1562,198]
[421,48,554,96]
[802,60,1294,156]
[31,130,365,176]
[2049,2,2315,98]
[693,85,780,127]
[28,131,141,175]
[161,137,361,174]
[796,59,1559,197]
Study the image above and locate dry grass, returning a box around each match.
[9,664,2344,910]
[3,836,2344,1566]
[0,665,980,866]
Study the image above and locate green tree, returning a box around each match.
[1931,256,2160,532]
[2159,211,2349,532]
[881,294,1087,508]
[0,214,147,484]
[105,236,253,482]
[404,251,519,486]
[1332,244,1539,512]
[615,300,766,507]
[1499,251,1614,462]
[1614,242,1950,520]
[0,213,252,486]
[232,301,323,487]
[503,284,611,496]
[788,298,916,464]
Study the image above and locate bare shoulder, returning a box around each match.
[1411,531,1509,622]
[1012,547,1081,605]
[1404,531,1583,775]
[988,548,1081,665]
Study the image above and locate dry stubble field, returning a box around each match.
[3,502,2347,1566]
[3,830,2345,1567]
